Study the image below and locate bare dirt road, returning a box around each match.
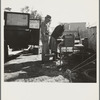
[4,53,70,82]
[4,49,96,83]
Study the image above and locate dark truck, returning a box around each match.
[4,11,40,62]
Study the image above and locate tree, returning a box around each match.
[4,7,12,11]
[36,13,42,20]
[30,10,37,19]
[30,10,42,20]
[21,6,30,13]
[21,6,43,20]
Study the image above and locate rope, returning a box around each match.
[71,53,96,71]
[72,59,96,72]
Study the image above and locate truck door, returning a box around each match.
[29,19,40,45]
[4,11,30,61]
[4,11,30,50]
[29,19,40,54]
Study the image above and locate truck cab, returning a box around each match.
[4,11,40,62]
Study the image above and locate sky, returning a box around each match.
[2,0,98,27]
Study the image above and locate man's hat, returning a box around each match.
[45,15,51,19]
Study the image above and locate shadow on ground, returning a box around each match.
[4,60,67,82]
[5,54,21,63]
[4,51,96,82]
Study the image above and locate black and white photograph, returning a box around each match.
[1,0,99,100]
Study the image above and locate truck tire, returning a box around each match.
[4,40,8,62]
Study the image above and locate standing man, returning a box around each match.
[49,24,64,60]
[41,15,51,63]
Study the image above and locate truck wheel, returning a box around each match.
[4,41,8,62]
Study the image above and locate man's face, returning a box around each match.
[45,17,51,23]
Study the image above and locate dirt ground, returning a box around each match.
[4,53,71,82]
[4,50,96,83]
